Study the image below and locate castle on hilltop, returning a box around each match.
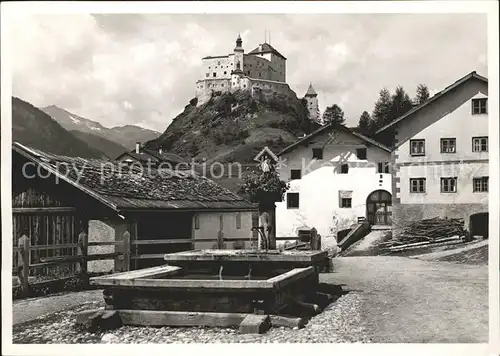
[195,34,319,121]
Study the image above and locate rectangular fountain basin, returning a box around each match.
[162,249,330,274]
[90,264,319,314]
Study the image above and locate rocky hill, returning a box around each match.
[12,97,105,158]
[41,105,160,150]
[145,90,319,164]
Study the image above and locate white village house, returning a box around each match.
[375,71,489,238]
[275,124,392,243]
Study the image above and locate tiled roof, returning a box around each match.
[13,143,257,212]
[375,71,488,134]
[248,43,287,60]
[278,123,391,156]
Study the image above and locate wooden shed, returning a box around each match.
[12,142,257,273]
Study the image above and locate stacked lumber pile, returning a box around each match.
[390,217,466,246]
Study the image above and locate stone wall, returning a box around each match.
[88,219,129,273]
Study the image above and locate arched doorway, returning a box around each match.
[366,190,392,225]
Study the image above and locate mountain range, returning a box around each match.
[41,105,160,150]
[11,87,318,172]
[11,98,161,159]
[12,97,105,158]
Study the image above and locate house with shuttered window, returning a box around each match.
[274,123,392,241]
[375,71,489,238]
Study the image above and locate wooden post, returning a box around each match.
[78,231,88,275]
[310,228,320,250]
[269,204,276,250]
[122,231,130,272]
[18,235,30,292]
[217,230,225,250]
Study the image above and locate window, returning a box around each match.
[410,139,425,156]
[339,190,352,208]
[219,214,224,230]
[473,177,488,192]
[217,61,221,65]
[472,136,488,152]
[312,148,323,159]
[290,169,302,180]
[472,98,487,114]
[194,214,200,229]
[356,148,367,160]
[340,198,352,208]
[340,164,349,174]
[236,212,241,229]
[410,178,426,193]
[205,73,209,78]
[213,73,216,77]
[377,162,390,173]
[287,193,299,209]
[224,71,227,75]
[441,177,458,193]
[440,138,456,153]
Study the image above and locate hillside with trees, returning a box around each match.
[145,90,319,164]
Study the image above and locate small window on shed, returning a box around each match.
[340,164,349,174]
[356,148,367,160]
[290,169,302,180]
[312,148,323,160]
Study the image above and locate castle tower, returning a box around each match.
[305,83,319,122]
[233,34,244,74]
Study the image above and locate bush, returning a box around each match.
[212,126,249,145]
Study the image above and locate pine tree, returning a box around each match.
[372,88,392,129]
[322,104,345,126]
[357,111,375,136]
[389,86,414,122]
[414,84,430,105]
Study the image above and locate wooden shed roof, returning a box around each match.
[13,143,257,213]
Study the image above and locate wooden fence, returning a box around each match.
[13,231,320,292]
[13,231,130,292]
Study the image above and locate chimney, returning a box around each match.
[159,147,163,155]
[135,141,141,154]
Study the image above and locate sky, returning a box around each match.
[11,13,487,132]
